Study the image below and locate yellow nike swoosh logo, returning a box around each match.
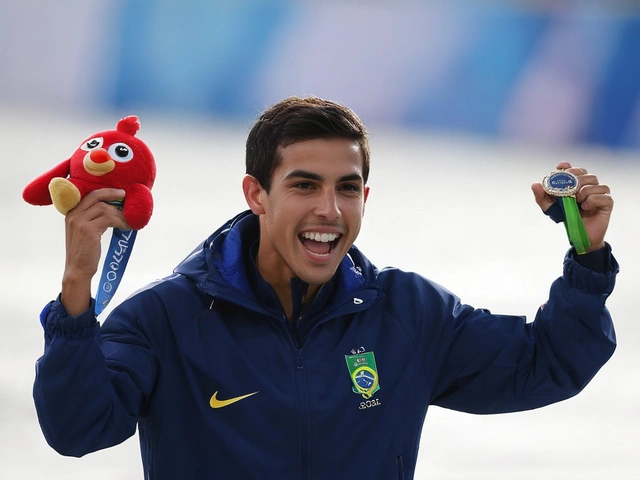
[209,390,259,409]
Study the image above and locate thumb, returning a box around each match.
[531,182,555,212]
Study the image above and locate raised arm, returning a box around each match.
[60,188,129,315]
[430,163,617,413]
[33,188,160,457]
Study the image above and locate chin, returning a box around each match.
[298,268,338,286]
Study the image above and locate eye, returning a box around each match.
[80,137,103,151]
[108,143,134,162]
[294,182,314,190]
[340,183,361,193]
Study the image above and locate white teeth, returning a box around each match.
[301,232,339,242]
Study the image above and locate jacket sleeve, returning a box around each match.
[430,245,618,414]
[33,294,158,457]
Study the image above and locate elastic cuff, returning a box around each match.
[563,243,619,294]
[40,296,98,337]
[574,245,610,273]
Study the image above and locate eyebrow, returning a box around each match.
[285,170,363,183]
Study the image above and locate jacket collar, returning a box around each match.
[174,210,381,317]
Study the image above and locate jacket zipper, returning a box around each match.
[284,291,377,480]
[397,455,406,480]
[286,315,310,480]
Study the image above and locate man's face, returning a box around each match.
[249,138,369,289]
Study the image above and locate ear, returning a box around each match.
[362,185,370,216]
[242,174,266,215]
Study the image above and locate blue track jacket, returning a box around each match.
[34,211,618,480]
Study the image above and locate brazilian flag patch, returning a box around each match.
[345,351,380,399]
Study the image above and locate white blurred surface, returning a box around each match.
[2,106,638,479]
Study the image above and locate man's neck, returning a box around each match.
[273,279,322,321]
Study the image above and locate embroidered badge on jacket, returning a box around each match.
[345,351,381,399]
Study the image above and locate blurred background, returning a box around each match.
[2,1,639,479]
[5,0,640,148]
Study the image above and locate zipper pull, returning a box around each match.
[296,349,304,370]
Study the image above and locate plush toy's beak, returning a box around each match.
[84,148,115,176]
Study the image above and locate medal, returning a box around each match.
[542,170,590,254]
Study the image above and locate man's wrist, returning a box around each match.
[61,273,93,316]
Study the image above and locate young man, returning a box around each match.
[34,96,617,479]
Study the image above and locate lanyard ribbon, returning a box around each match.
[95,228,137,315]
[560,196,590,255]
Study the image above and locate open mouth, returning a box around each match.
[299,232,341,257]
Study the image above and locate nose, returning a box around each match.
[89,148,112,163]
[315,188,341,220]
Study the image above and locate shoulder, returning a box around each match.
[376,266,454,299]
[349,245,463,319]
[110,273,210,328]
[373,266,465,324]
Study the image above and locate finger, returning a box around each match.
[71,188,127,215]
[68,188,126,221]
[531,182,555,211]
[556,161,573,170]
[569,173,600,194]
[565,166,588,178]
[67,198,131,233]
[86,207,131,231]
[578,186,613,211]
[574,176,605,201]
[88,187,126,201]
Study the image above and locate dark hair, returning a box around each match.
[246,96,370,192]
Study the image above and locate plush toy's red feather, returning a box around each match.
[22,116,156,230]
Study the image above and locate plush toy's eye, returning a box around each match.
[80,137,104,151]
[108,142,134,162]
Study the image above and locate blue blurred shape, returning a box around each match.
[404,5,549,135]
[586,16,640,148]
[111,0,289,116]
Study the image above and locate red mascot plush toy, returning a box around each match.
[22,115,156,230]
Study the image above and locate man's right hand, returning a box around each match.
[61,188,130,316]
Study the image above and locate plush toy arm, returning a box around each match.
[122,184,154,230]
[22,159,72,205]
